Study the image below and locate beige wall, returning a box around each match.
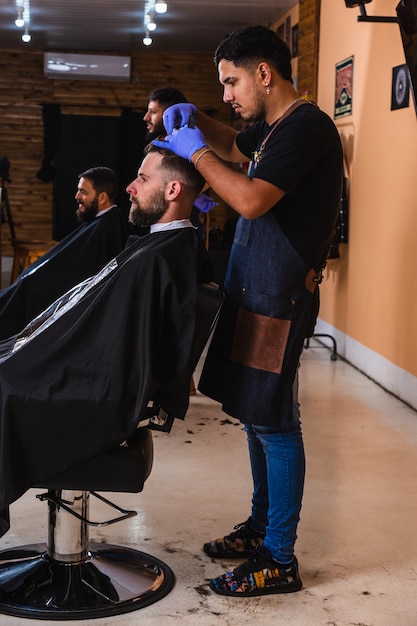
[317,0,417,408]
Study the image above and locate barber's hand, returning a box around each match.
[163,103,196,134]
[194,192,218,213]
[153,125,207,162]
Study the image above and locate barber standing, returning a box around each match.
[154,25,343,598]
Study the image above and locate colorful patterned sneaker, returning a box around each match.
[209,544,302,597]
[203,517,265,558]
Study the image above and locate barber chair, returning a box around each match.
[0,282,224,620]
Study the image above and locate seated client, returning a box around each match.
[0,167,132,340]
[0,144,212,538]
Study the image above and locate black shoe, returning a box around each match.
[209,544,302,597]
[203,517,265,558]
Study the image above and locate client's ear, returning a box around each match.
[165,179,182,201]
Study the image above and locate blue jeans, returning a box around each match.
[244,421,305,564]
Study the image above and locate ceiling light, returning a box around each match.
[15,9,24,27]
[21,28,31,43]
[143,32,153,46]
[15,0,31,32]
[155,1,167,14]
[144,12,157,31]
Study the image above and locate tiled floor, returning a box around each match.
[1,343,416,625]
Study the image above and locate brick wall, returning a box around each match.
[298,0,320,101]
[0,4,321,256]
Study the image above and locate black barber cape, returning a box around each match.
[0,206,131,340]
[0,227,212,538]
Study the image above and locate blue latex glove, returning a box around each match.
[153,125,207,162]
[163,103,196,134]
[194,192,218,213]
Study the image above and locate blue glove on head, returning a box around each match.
[153,125,207,162]
[194,192,218,213]
[163,103,196,134]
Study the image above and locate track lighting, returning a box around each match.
[142,0,168,46]
[15,0,32,42]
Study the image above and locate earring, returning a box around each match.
[265,83,270,95]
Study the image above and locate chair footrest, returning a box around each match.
[36,490,137,527]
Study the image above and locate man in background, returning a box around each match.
[144,87,188,141]
[0,166,131,339]
[144,87,218,233]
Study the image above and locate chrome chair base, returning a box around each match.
[0,542,175,620]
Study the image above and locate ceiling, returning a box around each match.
[0,0,297,54]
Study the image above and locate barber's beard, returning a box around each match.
[145,121,166,142]
[129,188,168,228]
[76,197,100,223]
[240,87,266,124]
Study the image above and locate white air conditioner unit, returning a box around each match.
[44,53,131,82]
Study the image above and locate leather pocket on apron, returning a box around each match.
[230,290,295,375]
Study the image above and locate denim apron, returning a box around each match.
[199,210,320,430]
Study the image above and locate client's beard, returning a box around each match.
[76,197,99,223]
[129,189,168,228]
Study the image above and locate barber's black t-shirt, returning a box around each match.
[236,104,343,269]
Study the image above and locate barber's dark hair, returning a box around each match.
[78,167,119,203]
[145,143,205,198]
[214,25,292,83]
[148,87,188,108]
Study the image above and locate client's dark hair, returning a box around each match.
[78,167,119,203]
[145,143,205,198]
[148,87,188,108]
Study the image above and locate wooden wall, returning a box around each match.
[298,0,320,101]
[0,50,228,256]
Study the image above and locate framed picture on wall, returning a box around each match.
[285,16,291,49]
[335,56,354,119]
[391,64,410,110]
[292,24,299,57]
[277,23,285,41]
